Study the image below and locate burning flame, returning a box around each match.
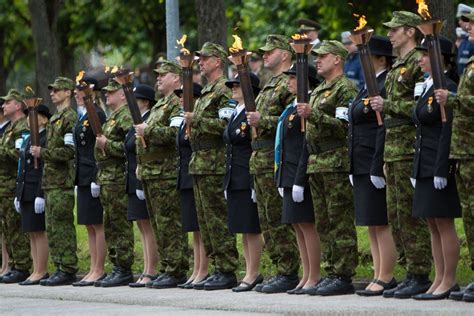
[353,13,367,31]
[25,86,34,95]
[111,66,119,74]
[176,35,190,55]
[75,70,85,84]
[291,33,308,40]
[417,0,431,20]
[105,65,110,73]
[229,35,244,54]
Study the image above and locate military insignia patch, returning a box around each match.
[55,120,62,126]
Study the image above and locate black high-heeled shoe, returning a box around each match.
[19,273,49,286]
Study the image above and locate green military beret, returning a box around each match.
[383,11,423,28]
[461,11,474,21]
[102,78,122,92]
[312,40,349,59]
[0,89,24,102]
[196,42,228,61]
[153,60,183,75]
[48,77,75,91]
[259,34,292,53]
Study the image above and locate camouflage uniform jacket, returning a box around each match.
[188,76,231,175]
[137,93,182,180]
[0,117,28,196]
[249,73,294,175]
[448,55,474,160]
[305,74,357,174]
[383,48,424,162]
[42,107,77,190]
[94,104,132,185]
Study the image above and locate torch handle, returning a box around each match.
[27,108,40,169]
[236,64,257,112]
[83,95,104,137]
[295,53,309,133]
[182,67,194,137]
[440,105,447,123]
[122,83,143,124]
[34,158,38,169]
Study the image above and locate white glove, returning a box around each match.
[433,177,447,190]
[34,197,45,214]
[349,174,353,186]
[136,189,145,200]
[370,176,386,189]
[224,190,227,200]
[292,185,304,203]
[278,187,284,198]
[91,182,100,198]
[410,177,416,188]
[251,189,257,203]
[14,198,21,214]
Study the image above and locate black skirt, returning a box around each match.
[127,193,149,221]
[353,174,388,226]
[77,185,103,225]
[20,201,46,233]
[282,187,315,224]
[227,189,261,234]
[412,176,462,218]
[180,189,199,232]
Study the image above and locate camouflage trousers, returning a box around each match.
[309,172,358,278]
[142,178,188,277]
[0,195,31,271]
[101,184,134,270]
[254,172,299,275]
[44,189,77,274]
[457,160,474,270]
[385,161,432,275]
[193,175,238,273]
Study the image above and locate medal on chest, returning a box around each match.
[363,98,370,113]
[239,122,247,138]
[427,96,433,113]
[321,90,331,105]
[288,114,295,128]
[398,67,407,82]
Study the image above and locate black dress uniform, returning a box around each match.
[17,130,47,232]
[223,106,260,233]
[276,101,314,224]
[74,106,106,225]
[411,77,461,218]
[348,71,388,226]
[125,110,150,221]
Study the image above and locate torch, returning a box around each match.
[75,71,106,156]
[416,0,447,123]
[290,34,313,132]
[23,86,42,169]
[176,35,198,138]
[227,35,258,139]
[349,14,383,126]
[111,67,147,147]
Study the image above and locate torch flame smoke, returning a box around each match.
[353,13,367,31]
[291,33,308,40]
[229,35,244,54]
[417,0,432,20]
[176,34,190,55]
[75,70,85,85]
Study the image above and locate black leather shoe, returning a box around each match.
[19,273,49,286]
[383,275,412,298]
[232,275,263,292]
[261,274,299,294]
[393,275,431,299]
[464,291,474,302]
[449,290,465,301]
[0,271,11,283]
[2,269,30,284]
[304,277,332,296]
[287,286,302,295]
[129,274,157,288]
[73,273,107,287]
[177,278,193,289]
[95,271,116,287]
[41,270,76,286]
[255,275,278,293]
[413,284,460,300]
[193,273,216,290]
[356,278,397,296]
[101,267,133,287]
[204,271,237,291]
[315,276,355,296]
[151,273,187,289]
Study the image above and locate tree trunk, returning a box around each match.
[429,0,456,43]
[194,0,227,49]
[28,0,61,109]
[0,26,7,95]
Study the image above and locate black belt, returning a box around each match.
[307,140,346,154]
[190,139,224,152]
[251,139,275,151]
[384,118,412,129]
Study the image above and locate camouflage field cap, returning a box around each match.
[259,34,292,53]
[102,78,122,92]
[0,89,23,102]
[383,11,423,28]
[461,10,474,21]
[48,77,75,91]
[312,40,349,59]
[153,60,182,75]
[196,42,228,60]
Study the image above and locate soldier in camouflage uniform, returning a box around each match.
[30,78,78,286]
[0,102,10,277]
[184,42,238,290]
[93,79,134,287]
[134,60,189,288]
[369,11,432,298]
[0,89,31,283]
[246,35,299,293]
[436,10,474,303]
[297,41,358,296]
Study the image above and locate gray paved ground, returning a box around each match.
[0,284,473,315]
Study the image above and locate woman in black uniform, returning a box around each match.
[16,104,50,285]
[411,37,461,300]
[276,64,320,294]
[72,76,107,286]
[126,84,158,287]
[348,36,398,296]
[223,73,263,292]
[174,83,208,289]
